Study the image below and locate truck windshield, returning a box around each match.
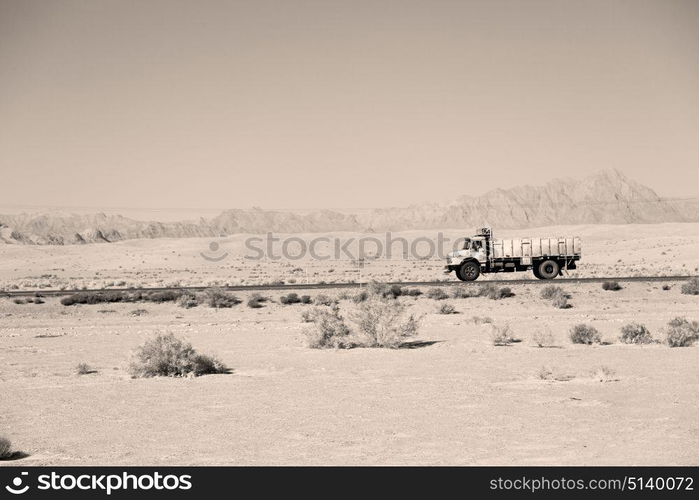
[462,240,471,250]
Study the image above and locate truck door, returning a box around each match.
[472,240,486,263]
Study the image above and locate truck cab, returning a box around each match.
[447,236,486,267]
[446,229,491,281]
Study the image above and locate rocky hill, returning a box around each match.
[0,213,216,245]
[1,170,696,244]
[362,169,691,230]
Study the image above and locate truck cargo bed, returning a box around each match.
[491,237,581,259]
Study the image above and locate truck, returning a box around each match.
[445,227,581,281]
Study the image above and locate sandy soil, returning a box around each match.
[1,223,699,290]
[1,280,697,465]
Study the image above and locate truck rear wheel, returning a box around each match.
[457,261,480,281]
[537,259,560,280]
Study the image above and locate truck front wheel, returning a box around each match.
[457,261,480,281]
[537,259,560,279]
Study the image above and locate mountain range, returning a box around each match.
[2,169,697,244]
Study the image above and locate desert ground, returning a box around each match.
[1,223,699,291]
[1,223,698,465]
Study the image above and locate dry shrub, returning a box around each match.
[490,324,517,346]
[477,285,498,298]
[552,293,570,309]
[471,316,493,325]
[59,295,78,306]
[76,362,93,375]
[592,366,618,382]
[357,282,407,300]
[535,366,575,382]
[305,294,422,349]
[602,281,623,291]
[453,285,513,300]
[313,293,336,306]
[540,285,564,299]
[384,284,405,298]
[144,290,182,303]
[61,291,132,306]
[60,289,187,306]
[352,290,369,303]
[540,285,570,308]
[427,287,449,300]
[366,282,389,297]
[666,317,699,347]
[680,278,699,295]
[280,293,302,305]
[619,323,654,344]
[128,333,227,377]
[537,366,554,380]
[437,303,457,315]
[247,293,267,308]
[495,286,514,299]
[0,437,12,460]
[351,296,419,348]
[480,284,515,300]
[365,282,406,299]
[452,287,476,299]
[532,329,555,347]
[204,288,241,308]
[570,324,601,345]
[301,309,315,322]
[177,292,199,309]
[304,306,352,348]
[378,284,422,298]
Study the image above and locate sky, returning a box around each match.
[1,0,698,211]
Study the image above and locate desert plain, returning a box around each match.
[0,222,698,465]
